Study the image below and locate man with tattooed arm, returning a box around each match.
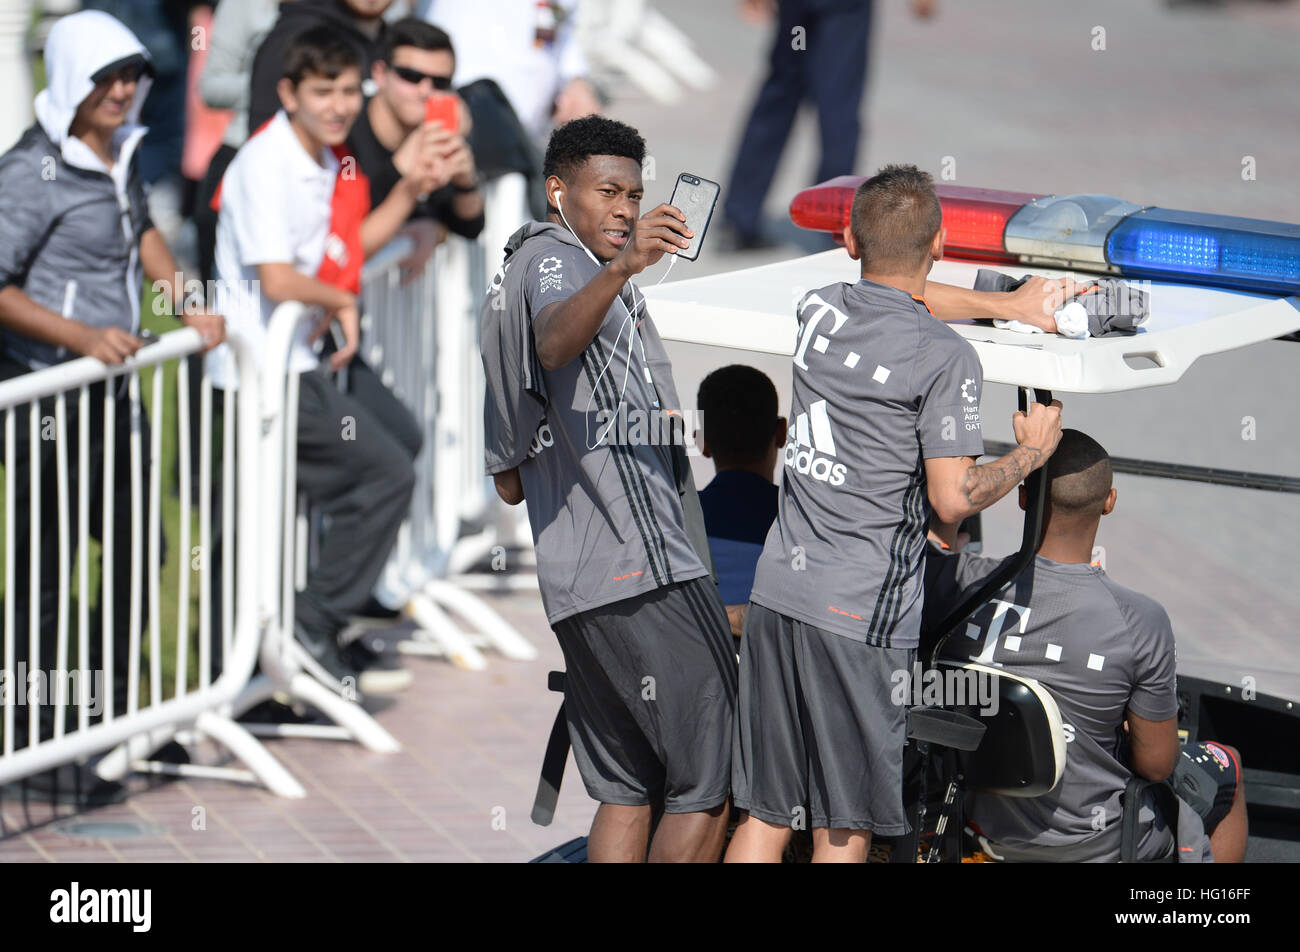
[726,165,1064,863]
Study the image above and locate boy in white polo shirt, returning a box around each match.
[210,25,427,695]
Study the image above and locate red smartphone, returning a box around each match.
[425,93,459,134]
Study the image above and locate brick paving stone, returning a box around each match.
[100,848,189,861]
[390,850,473,863]
[182,847,260,863]
[41,856,124,864]
[0,844,49,861]
[3,575,590,866]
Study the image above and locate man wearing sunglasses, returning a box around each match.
[347,17,485,278]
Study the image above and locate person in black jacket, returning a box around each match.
[247,0,394,136]
[347,17,485,278]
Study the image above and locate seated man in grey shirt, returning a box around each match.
[480,117,735,862]
[924,429,1247,862]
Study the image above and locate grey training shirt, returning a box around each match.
[749,279,985,648]
[493,225,707,624]
[927,549,1180,858]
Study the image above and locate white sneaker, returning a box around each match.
[358,666,414,696]
[344,640,414,696]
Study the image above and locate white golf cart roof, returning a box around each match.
[646,249,1300,707]
[645,249,1300,394]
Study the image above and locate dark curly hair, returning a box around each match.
[542,115,646,185]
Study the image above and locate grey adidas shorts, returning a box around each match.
[732,602,914,835]
[551,575,738,813]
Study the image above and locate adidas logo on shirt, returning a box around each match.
[784,399,847,486]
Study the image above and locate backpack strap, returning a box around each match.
[531,671,570,826]
[1121,776,1180,863]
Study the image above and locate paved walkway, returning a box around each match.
[0,590,595,862]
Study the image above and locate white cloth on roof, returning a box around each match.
[995,300,1090,340]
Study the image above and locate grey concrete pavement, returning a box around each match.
[613,0,1300,257]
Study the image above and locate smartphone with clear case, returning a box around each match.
[668,173,721,262]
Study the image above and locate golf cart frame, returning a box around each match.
[529,249,1300,862]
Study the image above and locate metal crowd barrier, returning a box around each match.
[94,300,405,796]
[445,171,539,582]
[359,172,538,670]
[0,175,543,799]
[0,329,301,794]
[222,301,401,761]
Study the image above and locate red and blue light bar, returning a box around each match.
[789,178,1300,297]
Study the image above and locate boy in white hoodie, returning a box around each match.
[0,10,223,755]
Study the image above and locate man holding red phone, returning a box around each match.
[347,18,484,277]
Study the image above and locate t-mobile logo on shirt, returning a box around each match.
[784,399,847,486]
[793,293,849,371]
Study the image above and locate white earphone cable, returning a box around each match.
[554,193,679,449]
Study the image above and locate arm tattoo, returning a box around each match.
[961,444,1043,509]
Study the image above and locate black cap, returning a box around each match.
[90,53,153,84]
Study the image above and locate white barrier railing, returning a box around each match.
[359,173,539,670]
[94,301,404,794]
[1,176,540,799]
[0,329,305,795]
[218,301,401,758]
[445,171,537,577]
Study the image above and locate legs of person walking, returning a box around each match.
[807,0,873,184]
[723,0,811,240]
[587,803,654,862]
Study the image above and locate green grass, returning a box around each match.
[140,301,210,699]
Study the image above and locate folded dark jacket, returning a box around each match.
[973,269,1150,336]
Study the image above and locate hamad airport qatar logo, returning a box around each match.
[962,377,978,404]
[538,256,564,292]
